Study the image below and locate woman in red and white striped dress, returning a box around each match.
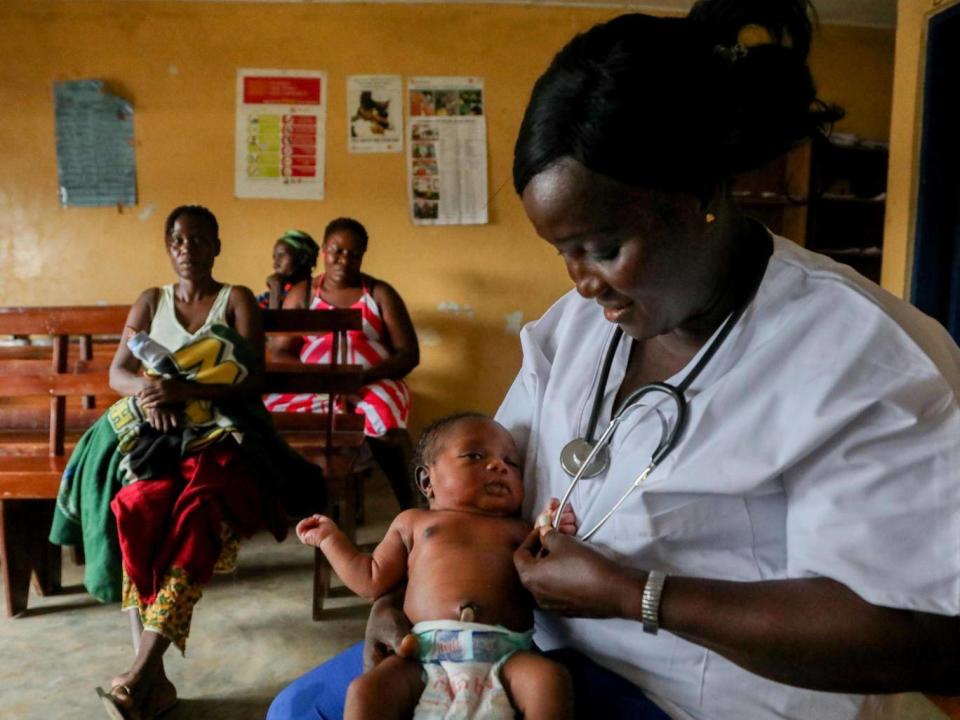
[265,218,420,509]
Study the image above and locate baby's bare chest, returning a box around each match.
[409,516,526,564]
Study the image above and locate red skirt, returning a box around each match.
[110,440,285,605]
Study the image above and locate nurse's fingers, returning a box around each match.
[515,528,544,568]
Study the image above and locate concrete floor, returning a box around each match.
[1,472,951,720]
[1,476,396,720]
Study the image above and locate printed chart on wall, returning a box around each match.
[407,77,487,225]
[235,69,326,200]
[54,80,136,208]
[348,76,403,154]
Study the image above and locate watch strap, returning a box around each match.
[641,570,667,635]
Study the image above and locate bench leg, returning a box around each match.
[70,544,85,567]
[340,477,358,545]
[312,547,331,621]
[0,500,62,617]
[354,471,366,526]
[30,502,61,597]
[311,468,360,621]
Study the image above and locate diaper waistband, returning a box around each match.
[413,620,533,664]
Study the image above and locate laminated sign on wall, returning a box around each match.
[235,69,326,200]
[54,80,136,208]
[407,77,488,225]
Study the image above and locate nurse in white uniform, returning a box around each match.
[269,1,960,718]
[506,1,960,719]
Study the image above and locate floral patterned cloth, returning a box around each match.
[121,523,240,653]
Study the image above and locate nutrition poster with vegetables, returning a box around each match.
[235,69,327,200]
[407,77,488,225]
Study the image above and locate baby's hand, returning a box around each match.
[535,497,577,539]
[295,514,339,547]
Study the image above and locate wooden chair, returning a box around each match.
[261,308,367,619]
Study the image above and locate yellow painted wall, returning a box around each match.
[811,24,895,142]
[0,1,894,433]
[881,0,943,298]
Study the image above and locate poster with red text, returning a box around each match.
[235,69,326,200]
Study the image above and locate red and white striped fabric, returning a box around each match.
[263,278,410,437]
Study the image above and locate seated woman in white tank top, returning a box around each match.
[52,205,298,720]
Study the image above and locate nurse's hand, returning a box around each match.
[514,527,641,618]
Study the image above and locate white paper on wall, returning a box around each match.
[407,77,487,225]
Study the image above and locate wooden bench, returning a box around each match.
[0,305,367,620]
[0,306,127,617]
[0,334,117,456]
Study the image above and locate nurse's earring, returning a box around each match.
[414,465,432,500]
[705,212,717,224]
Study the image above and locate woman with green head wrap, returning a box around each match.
[259,229,321,309]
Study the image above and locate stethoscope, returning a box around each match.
[554,254,765,541]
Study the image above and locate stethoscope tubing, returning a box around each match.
[553,226,771,541]
[552,383,686,537]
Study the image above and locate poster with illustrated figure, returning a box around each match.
[407,77,487,225]
[235,69,326,200]
[347,75,403,153]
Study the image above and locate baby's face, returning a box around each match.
[426,418,524,516]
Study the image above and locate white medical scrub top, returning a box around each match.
[496,236,960,720]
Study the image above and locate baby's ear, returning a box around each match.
[414,465,432,500]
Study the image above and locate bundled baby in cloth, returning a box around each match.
[296,412,574,719]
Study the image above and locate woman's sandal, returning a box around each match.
[96,682,177,720]
[143,688,178,720]
[96,685,134,720]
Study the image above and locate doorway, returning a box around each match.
[911,1,960,341]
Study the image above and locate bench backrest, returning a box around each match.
[0,306,127,455]
[0,305,364,456]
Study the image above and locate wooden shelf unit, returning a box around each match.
[733,137,889,284]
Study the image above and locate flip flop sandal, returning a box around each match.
[96,685,132,720]
[146,696,178,720]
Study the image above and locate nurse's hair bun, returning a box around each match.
[688,0,843,175]
[512,0,843,196]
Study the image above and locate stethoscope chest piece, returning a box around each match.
[560,437,609,478]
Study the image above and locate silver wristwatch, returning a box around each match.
[641,570,667,635]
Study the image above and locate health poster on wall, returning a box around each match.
[235,69,326,200]
[347,75,403,154]
[407,77,487,225]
